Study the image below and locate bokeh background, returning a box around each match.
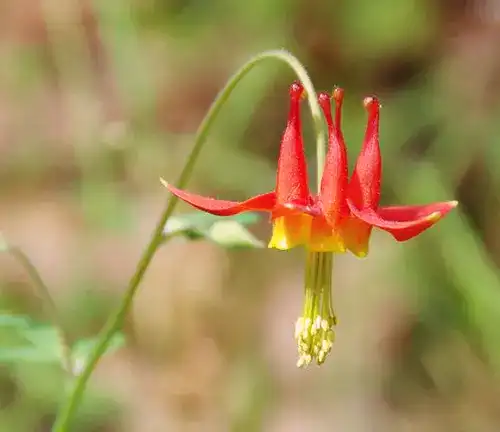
[2,0,500,430]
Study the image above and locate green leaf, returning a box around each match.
[22,326,62,363]
[207,221,264,249]
[0,346,53,363]
[163,211,263,249]
[0,312,125,370]
[0,324,62,363]
[72,333,126,374]
[22,326,62,356]
[164,211,260,234]
[0,313,31,329]
[0,315,66,365]
[72,333,125,359]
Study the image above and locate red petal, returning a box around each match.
[318,88,349,229]
[274,82,311,208]
[165,182,276,216]
[348,96,382,210]
[347,200,458,242]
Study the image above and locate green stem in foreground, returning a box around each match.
[52,49,325,431]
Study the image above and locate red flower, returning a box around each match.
[163,82,457,255]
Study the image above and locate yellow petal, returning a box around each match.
[308,217,346,253]
[340,216,372,258]
[268,215,311,250]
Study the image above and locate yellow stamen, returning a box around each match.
[295,252,337,367]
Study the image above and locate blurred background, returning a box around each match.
[1,0,500,430]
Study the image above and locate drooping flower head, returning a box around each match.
[162,82,457,367]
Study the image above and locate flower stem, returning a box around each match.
[0,238,72,375]
[52,49,324,431]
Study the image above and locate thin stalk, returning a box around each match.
[52,49,324,431]
[1,240,72,375]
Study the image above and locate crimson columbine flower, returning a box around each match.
[164,83,456,252]
[162,81,457,366]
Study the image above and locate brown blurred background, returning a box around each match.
[2,0,500,431]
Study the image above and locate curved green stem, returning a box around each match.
[0,238,72,375]
[52,49,325,431]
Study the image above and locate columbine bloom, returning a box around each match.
[163,82,457,367]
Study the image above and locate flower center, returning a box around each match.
[295,251,337,367]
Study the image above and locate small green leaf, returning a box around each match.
[20,325,63,363]
[207,221,264,249]
[0,325,63,363]
[72,333,126,374]
[0,346,53,363]
[0,317,66,364]
[22,326,58,344]
[0,313,31,329]
[72,333,125,359]
[164,212,259,234]
[163,211,263,249]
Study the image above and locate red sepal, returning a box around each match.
[347,200,458,242]
[165,183,276,216]
[348,96,382,210]
[274,82,311,209]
